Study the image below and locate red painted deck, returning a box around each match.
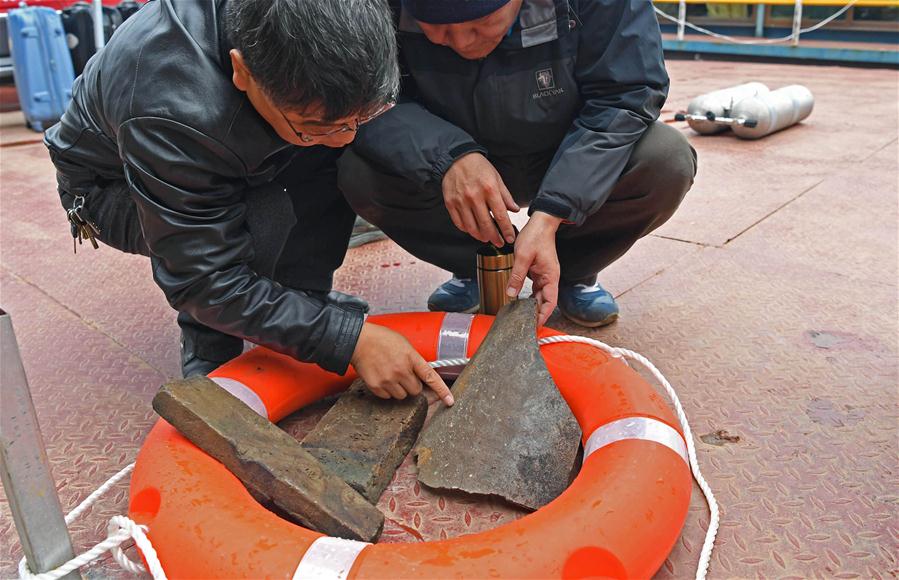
[1,60,897,578]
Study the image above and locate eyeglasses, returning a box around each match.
[279,101,396,143]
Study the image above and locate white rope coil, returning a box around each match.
[655,0,859,45]
[17,463,167,580]
[430,335,720,580]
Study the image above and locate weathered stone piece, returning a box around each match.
[414,298,581,511]
[301,379,427,503]
[152,376,384,541]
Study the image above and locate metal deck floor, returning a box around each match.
[1,60,897,578]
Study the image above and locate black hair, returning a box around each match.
[225,0,399,120]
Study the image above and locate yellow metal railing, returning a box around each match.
[653,0,896,46]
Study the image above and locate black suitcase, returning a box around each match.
[117,1,143,22]
[61,2,123,75]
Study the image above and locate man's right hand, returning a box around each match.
[351,322,455,406]
[442,152,520,247]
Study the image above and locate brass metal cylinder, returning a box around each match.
[477,242,516,315]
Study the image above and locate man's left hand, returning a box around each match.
[505,212,562,326]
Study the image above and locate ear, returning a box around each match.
[230,49,251,92]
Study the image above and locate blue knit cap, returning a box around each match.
[402,0,513,24]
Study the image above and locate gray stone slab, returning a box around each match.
[301,379,427,503]
[414,298,581,511]
[153,377,384,541]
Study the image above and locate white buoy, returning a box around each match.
[730,85,815,139]
[677,82,770,135]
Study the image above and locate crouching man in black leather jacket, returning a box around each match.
[44,0,454,406]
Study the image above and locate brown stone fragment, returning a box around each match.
[414,298,581,511]
[152,376,384,541]
[301,379,427,503]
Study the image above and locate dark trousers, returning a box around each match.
[339,122,697,284]
[60,148,356,366]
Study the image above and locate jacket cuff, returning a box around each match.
[528,196,585,226]
[429,142,488,186]
[316,304,366,375]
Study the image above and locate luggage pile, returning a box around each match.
[8,1,143,131]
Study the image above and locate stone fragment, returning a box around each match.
[301,379,427,503]
[152,376,384,541]
[414,298,581,511]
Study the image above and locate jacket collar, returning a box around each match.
[398,0,571,49]
[216,0,234,77]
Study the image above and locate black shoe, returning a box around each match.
[177,314,244,378]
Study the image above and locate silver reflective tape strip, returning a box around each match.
[292,537,370,580]
[209,377,268,418]
[584,417,688,465]
[437,312,474,360]
[519,0,560,47]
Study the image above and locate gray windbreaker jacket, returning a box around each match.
[353,0,669,226]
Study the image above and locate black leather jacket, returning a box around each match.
[43,0,364,374]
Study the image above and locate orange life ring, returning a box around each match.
[129,312,692,579]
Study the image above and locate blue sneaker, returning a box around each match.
[558,282,619,327]
[427,277,480,313]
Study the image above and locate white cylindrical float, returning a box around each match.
[679,82,770,135]
[730,85,815,139]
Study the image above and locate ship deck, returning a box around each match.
[1,59,897,578]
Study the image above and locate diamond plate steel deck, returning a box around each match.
[1,61,897,578]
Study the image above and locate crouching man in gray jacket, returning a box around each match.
[340,0,696,327]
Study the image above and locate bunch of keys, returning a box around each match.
[67,195,101,254]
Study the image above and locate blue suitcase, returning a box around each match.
[8,6,76,132]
